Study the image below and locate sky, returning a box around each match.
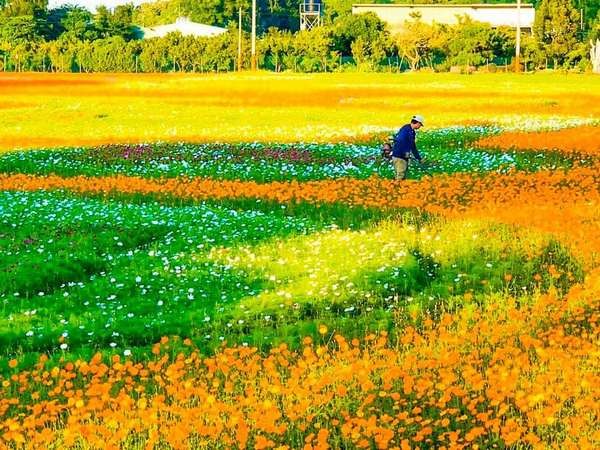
[47,0,157,12]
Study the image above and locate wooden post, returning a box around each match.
[515,0,521,72]
[251,0,257,71]
[238,6,243,71]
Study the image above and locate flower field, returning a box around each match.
[1,72,600,151]
[0,73,599,449]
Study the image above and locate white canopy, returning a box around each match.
[141,17,228,39]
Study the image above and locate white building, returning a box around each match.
[49,0,156,12]
[141,17,228,39]
[352,4,535,33]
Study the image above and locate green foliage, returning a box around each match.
[0,0,47,17]
[95,5,136,41]
[133,0,178,27]
[132,0,275,30]
[0,190,391,357]
[0,15,43,44]
[0,132,578,181]
[294,27,335,71]
[88,36,139,72]
[0,0,591,72]
[323,0,355,24]
[1,186,584,362]
[258,0,300,31]
[204,219,583,350]
[447,16,513,66]
[261,27,294,71]
[330,12,389,56]
[59,6,96,41]
[395,16,447,70]
[564,40,591,69]
[522,33,546,69]
[580,0,600,30]
[534,0,581,67]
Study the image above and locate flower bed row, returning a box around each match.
[0,127,583,182]
[475,126,600,156]
[1,269,598,449]
[1,165,598,262]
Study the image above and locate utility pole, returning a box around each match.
[238,6,243,71]
[251,0,257,71]
[515,0,521,72]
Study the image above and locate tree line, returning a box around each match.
[0,0,598,72]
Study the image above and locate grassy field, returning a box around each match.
[0,73,599,449]
[1,72,599,151]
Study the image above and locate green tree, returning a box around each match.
[94,5,136,40]
[47,36,76,72]
[350,35,369,69]
[294,27,334,71]
[76,40,94,72]
[447,16,509,67]
[8,41,29,71]
[133,0,294,31]
[177,0,226,26]
[0,15,44,44]
[46,6,71,40]
[322,0,353,24]
[330,12,388,56]
[591,9,600,40]
[61,6,96,41]
[258,0,299,31]
[522,33,546,69]
[140,37,172,72]
[1,0,47,17]
[575,0,600,31]
[113,4,136,39]
[534,0,581,67]
[395,14,443,70]
[133,0,177,26]
[262,27,294,71]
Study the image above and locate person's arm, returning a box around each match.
[411,132,423,162]
[392,129,403,155]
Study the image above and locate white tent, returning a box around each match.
[141,17,228,39]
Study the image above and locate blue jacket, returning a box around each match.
[392,124,422,161]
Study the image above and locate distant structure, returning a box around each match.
[300,0,322,31]
[352,4,535,33]
[592,39,600,73]
[141,17,228,39]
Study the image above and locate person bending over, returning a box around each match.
[391,114,425,180]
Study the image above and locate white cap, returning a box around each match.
[412,115,425,126]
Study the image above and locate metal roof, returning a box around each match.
[141,17,228,39]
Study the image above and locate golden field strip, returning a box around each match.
[1,72,600,151]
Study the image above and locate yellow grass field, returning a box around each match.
[1,73,599,449]
[1,72,599,151]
